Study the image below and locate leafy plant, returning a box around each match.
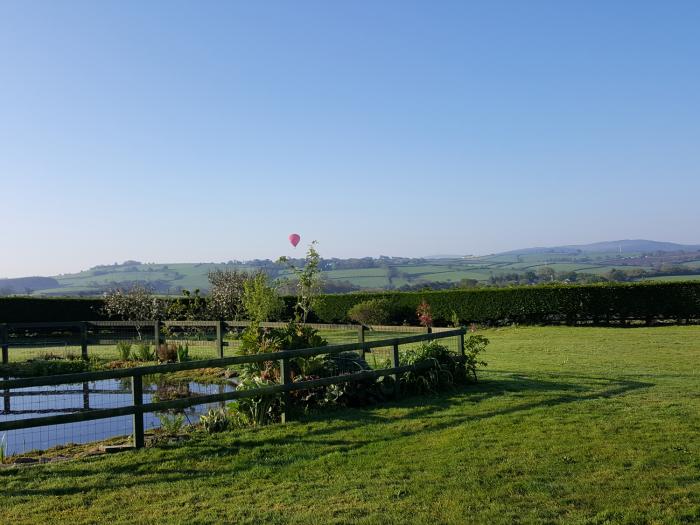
[416,300,433,328]
[0,433,6,463]
[463,334,489,381]
[165,288,208,321]
[200,408,230,433]
[116,341,132,361]
[157,412,185,436]
[348,298,392,326]
[176,343,190,363]
[323,378,385,407]
[134,342,155,362]
[227,368,281,426]
[400,341,465,394]
[277,241,322,323]
[243,271,284,323]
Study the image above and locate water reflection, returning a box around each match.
[0,376,235,456]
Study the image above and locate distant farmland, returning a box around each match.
[3,245,700,296]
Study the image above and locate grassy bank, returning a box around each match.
[1,326,699,524]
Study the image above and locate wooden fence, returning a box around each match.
[0,320,449,364]
[0,327,466,449]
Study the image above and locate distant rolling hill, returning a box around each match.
[2,240,700,296]
[0,277,60,295]
[501,239,700,256]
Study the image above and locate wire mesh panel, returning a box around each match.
[90,322,156,361]
[6,324,82,363]
[163,322,218,360]
[0,372,236,457]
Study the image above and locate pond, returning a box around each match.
[0,377,236,456]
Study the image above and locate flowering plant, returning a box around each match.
[416,300,433,328]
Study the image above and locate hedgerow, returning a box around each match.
[1,281,699,325]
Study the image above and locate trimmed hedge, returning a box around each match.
[0,297,107,323]
[310,282,700,325]
[1,282,699,325]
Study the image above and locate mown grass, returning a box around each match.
[1,326,699,524]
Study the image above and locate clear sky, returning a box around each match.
[1,1,699,277]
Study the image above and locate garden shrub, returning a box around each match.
[347,298,392,326]
[400,341,475,394]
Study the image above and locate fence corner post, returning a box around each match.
[216,320,225,359]
[1,324,8,365]
[80,322,89,361]
[280,351,291,423]
[458,329,465,357]
[131,374,145,449]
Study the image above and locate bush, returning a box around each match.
[199,408,230,433]
[400,341,474,393]
[347,298,392,326]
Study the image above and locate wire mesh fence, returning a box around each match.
[0,328,466,458]
[0,373,235,457]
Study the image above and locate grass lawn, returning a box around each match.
[1,326,699,524]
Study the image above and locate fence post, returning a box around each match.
[131,374,144,449]
[458,330,465,357]
[357,325,366,358]
[216,320,225,359]
[279,351,291,424]
[1,324,8,365]
[80,322,89,361]
[153,320,162,349]
[391,343,400,398]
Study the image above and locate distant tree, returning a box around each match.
[606,269,629,282]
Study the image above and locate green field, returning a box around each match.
[5,247,699,295]
[2,325,699,524]
[639,274,700,282]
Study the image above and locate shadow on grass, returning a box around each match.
[0,373,653,499]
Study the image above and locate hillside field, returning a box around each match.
[1,325,698,524]
[6,248,699,296]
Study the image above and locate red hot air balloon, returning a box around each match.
[288,233,301,248]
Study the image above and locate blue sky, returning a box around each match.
[1,1,699,277]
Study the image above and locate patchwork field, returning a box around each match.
[1,326,698,524]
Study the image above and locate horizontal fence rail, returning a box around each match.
[0,320,439,365]
[0,328,466,450]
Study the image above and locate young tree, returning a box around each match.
[277,241,321,323]
[243,271,284,323]
[207,269,248,320]
[103,284,164,339]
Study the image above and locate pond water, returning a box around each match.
[0,378,235,456]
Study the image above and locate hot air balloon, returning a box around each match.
[288,233,301,248]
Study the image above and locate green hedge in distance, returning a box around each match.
[0,297,107,323]
[1,282,699,325]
